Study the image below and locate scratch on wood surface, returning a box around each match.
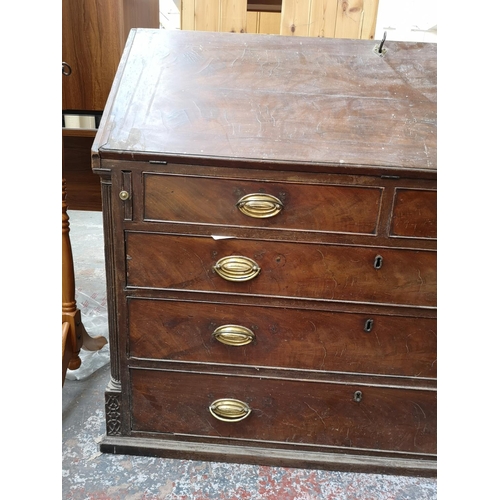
[317,339,327,370]
[316,121,326,135]
[266,105,277,127]
[416,268,424,291]
[423,141,433,168]
[254,106,263,135]
[201,416,223,436]
[308,320,317,333]
[268,60,281,77]
[413,402,427,419]
[311,99,321,111]
[269,274,281,293]
[200,335,211,353]
[193,252,216,289]
[230,47,247,67]
[335,346,346,357]
[405,334,411,353]
[305,403,327,428]
[309,321,328,370]
[281,421,306,431]
[191,99,203,118]
[146,67,164,117]
[212,117,236,155]
[345,427,352,446]
[194,56,215,74]
[222,109,236,136]
[315,249,339,291]
[414,426,420,448]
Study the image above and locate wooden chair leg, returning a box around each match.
[62,321,73,386]
[62,179,107,387]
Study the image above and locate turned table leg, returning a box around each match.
[62,179,107,386]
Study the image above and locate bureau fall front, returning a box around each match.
[92,29,437,476]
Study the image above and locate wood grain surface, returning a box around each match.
[95,29,436,171]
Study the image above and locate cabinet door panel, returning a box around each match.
[62,0,159,111]
[62,0,125,110]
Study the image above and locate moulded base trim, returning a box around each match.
[99,435,437,477]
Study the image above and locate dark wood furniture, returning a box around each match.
[92,29,437,476]
[62,0,159,211]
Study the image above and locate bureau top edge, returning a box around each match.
[92,151,437,181]
[92,29,436,176]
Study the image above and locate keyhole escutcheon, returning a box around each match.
[364,319,374,332]
[374,255,383,269]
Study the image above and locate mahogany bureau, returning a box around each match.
[92,29,437,476]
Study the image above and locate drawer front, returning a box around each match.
[128,298,437,378]
[143,174,382,235]
[391,189,437,239]
[130,369,437,455]
[126,232,437,307]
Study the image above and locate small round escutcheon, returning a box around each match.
[119,190,130,201]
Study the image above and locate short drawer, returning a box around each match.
[125,232,437,307]
[129,368,437,455]
[143,173,382,235]
[390,189,437,239]
[128,298,437,378]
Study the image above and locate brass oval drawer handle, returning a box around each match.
[237,193,283,218]
[213,324,255,346]
[214,256,261,282]
[209,398,252,422]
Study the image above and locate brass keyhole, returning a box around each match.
[353,390,363,403]
[364,319,374,332]
[374,255,383,269]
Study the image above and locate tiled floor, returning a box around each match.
[62,210,437,500]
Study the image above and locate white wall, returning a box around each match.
[375,0,437,43]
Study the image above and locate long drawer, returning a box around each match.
[143,173,383,235]
[129,368,437,455]
[125,232,437,307]
[128,298,437,378]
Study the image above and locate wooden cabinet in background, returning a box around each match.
[62,0,159,210]
[62,0,160,111]
[181,0,379,39]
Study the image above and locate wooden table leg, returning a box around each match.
[63,179,107,386]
